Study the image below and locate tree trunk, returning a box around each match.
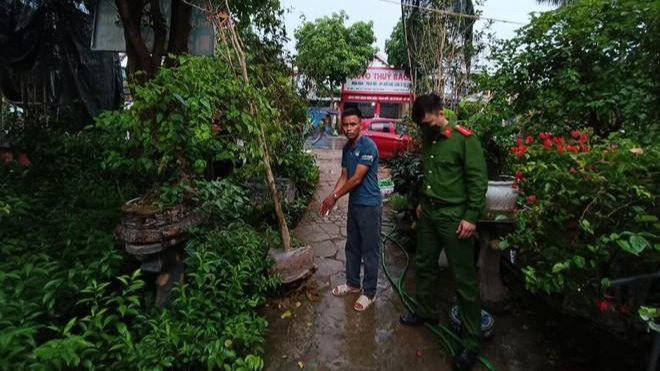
[116,0,154,83]
[222,13,293,252]
[115,0,193,83]
[166,0,193,67]
[258,124,292,251]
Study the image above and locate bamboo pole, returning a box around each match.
[202,1,293,251]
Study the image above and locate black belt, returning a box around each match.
[421,197,464,208]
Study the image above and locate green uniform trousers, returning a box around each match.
[415,202,481,352]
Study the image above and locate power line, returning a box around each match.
[374,0,528,25]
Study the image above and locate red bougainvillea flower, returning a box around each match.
[579,134,588,144]
[556,144,566,152]
[539,132,553,140]
[511,142,528,157]
[515,170,523,182]
[543,138,553,149]
[581,145,589,152]
[617,304,630,314]
[526,136,534,144]
[569,167,577,173]
[594,299,610,312]
[527,195,537,204]
[571,130,581,138]
[567,145,578,153]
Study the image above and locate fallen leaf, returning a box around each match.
[297,361,304,369]
[306,322,313,327]
[295,301,302,308]
[416,350,423,358]
[281,310,292,319]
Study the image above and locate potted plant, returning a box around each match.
[96,56,268,304]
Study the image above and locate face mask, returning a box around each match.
[420,125,442,139]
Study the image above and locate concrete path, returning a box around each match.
[263,142,560,371]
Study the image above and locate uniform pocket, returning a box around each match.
[435,157,458,168]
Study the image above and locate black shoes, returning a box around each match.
[400,313,479,370]
[452,347,478,371]
[399,312,431,327]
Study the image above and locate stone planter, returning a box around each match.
[246,177,296,203]
[116,198,206,306]
[269,246,316,284]
[482,177,518,224]
[477,177,518,314]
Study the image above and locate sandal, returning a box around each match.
[332,284,361,297]
[354,294,376,312]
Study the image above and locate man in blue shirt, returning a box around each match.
[319,107,382,312]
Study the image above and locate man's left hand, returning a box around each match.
[319,194,337,216]
[456,220,477,239]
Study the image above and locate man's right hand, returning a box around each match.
[416,204,422,219]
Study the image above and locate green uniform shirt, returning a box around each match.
[421,125,488,224]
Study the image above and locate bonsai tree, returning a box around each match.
[96,56,269,207]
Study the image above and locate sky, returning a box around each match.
[281,0,556,59]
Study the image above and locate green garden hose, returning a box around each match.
[380,226,498,371]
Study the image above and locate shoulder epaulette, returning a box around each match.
[455,125,472,136]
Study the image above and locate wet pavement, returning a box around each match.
[263,139,560,371]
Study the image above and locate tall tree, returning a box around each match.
[294,11,376,102]
[115,0,192,84]
[486,0,660,138]
[536,0,578,6]
[385,20,409,71]
[115,0,285,84]
[400,0,477,99]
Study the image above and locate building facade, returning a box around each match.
[340,56,412,120]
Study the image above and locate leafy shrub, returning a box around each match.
[239,130,320,229]
[389,150,423,206]
[389,193,410,213]
[459,98,517,179]
[485,0,660,139]
[96,56,274,205]
[504,131,660,296]
[31,223,278,371]
[0,132,144,370]
[1,130,281,371]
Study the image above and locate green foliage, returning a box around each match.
[241,131,320,229]
[196,179,251,226]
[0,132,144,370]
[96,56,273,205]
[31,222,280,371]
[458,98,517,179]
[389,150,423,206]
[385,20,408,71]
[486,0,660,139]
[294,11,376,97]
[639,306,660,332]
[505,132,660,295]
[389,193,410,213]
[0,129,284,371]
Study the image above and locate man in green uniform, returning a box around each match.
[399,94,488,371]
